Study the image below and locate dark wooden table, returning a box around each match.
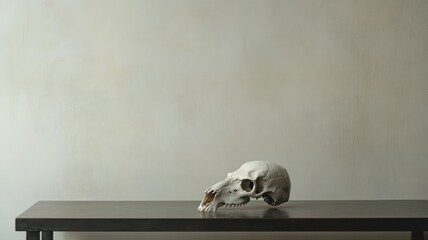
[16,200,428,240]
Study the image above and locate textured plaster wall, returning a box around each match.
[1,0,427,239]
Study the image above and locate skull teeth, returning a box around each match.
[224,202,248,208]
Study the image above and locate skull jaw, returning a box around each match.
[197,178,230,211]
[197,183,251,212]
[197,191,219,212]
[197,197,224,212]
[197,193,250,212]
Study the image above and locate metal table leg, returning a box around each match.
[411,230,424,240]
[26,231,39,240]
[42,231,53,240]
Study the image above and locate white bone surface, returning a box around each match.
[197,161,291,212]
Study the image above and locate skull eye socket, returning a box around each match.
[241,179,254,192]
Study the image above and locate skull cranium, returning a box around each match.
[197,161,291,212]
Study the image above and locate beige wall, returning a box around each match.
[1,0,428,239]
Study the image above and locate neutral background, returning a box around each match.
[1,0,427,239]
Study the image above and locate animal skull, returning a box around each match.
[197,161,291,212]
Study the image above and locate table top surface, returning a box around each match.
[17,200,428,220]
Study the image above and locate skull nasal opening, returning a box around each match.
[241,179,254,192]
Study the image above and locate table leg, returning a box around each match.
[26,231,39,240]
[411,230,424,240]
[42,231,53,240]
